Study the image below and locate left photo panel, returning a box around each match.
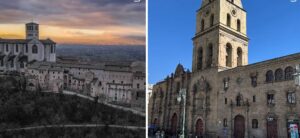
[0,0,146,137]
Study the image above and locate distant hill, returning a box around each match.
[56,45,145,63]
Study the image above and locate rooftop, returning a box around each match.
[0,38,56,44]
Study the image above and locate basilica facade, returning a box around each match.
[0,22,56,73]
[149,0,300,137]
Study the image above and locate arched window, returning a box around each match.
[223,118,228,127]
[275,68,283,81]
[201,19,205,32]
[266,70,274,83]
[285,66,294,80]
[207,44,213,67]
[32,45,38,54]
[226,43,232,67]
[227,14,231,27]
[237,19,241,32]
[197,47,203,70]
[210,14,214,27]
[237,47,243,66]
[252,119,258,128]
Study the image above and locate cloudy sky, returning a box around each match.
[0,0,145,46]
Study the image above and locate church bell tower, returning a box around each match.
[26,22,39,40]
[192,0,249,72]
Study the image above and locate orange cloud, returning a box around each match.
[0,24,145,45]
[0,0,145,46]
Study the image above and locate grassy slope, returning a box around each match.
[0,90,144,129]
[0,76,145,137]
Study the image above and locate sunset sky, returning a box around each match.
[0,0,145,46]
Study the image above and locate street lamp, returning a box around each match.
[177,88,187,138]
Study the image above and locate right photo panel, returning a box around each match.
[148,0,300,138]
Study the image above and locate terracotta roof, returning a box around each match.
[40,39,56,44]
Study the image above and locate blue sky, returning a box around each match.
[149,0,300,84]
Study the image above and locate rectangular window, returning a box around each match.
[0,59,3,66]
[51,45,53,53]
[25,44,28,53]
[253,95,256,102]
[225,98,227,104]
[136,92,139,100]
[137,83,140,89]
[16,44,19,52]
[223,119,228,127]
[287,92,296,104]
[267,94,275,105]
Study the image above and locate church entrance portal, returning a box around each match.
[267,117,278,138]
[170,113,178,136]
[195,118,204,138]
[234,115,245,138]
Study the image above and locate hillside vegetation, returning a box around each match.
[0,76,145,137]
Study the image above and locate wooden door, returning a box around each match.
[234,115,245,138]
[171,113,178,135]
[195,119,204,137]
[267,118,278,138]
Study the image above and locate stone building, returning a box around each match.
[0,22,56,73]
[149,0,300,138]
[0,22,145,111]
[26,61,145,108]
